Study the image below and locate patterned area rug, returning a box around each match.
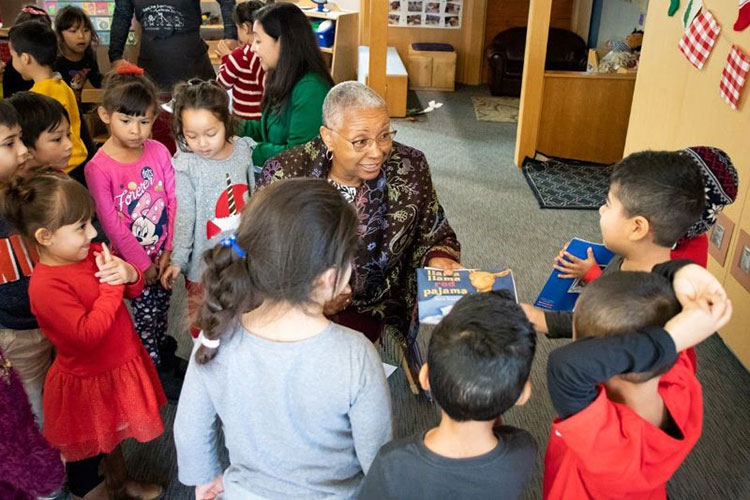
[521,156,613,209]
[471,96,520,122]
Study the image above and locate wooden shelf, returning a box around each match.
[303,9,358,83]
[319,46,333,54]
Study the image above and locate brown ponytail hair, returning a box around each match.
[195,178,359,364]
[0,169,95,242]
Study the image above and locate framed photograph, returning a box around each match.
[708,213,734,267]
[730,230,750,293]
[407,1,424,12]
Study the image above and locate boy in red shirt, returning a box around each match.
[543,262,732,500]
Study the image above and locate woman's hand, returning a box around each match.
[427,257,462,272]
[553,247,597,280]
[195,475,224,500]
[94,243,139,285]
[323,285,353,316]
[520,303,549,334]
[161,265,181,290]
[673,263,727,309]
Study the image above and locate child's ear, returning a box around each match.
[20,53,32,67]
[97,106,112,125]
[34,227,53,247]
[418,363,430,391]
[515,380,532,407]
[629,215,651,242]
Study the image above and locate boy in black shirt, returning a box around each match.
[360,290,537,500]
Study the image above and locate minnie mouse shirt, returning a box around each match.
[85,140,177,271]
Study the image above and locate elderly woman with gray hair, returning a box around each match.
[258,81,461,386]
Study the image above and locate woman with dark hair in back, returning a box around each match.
[239,2,334,169]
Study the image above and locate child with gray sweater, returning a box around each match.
[161,80,255,337]
[174,178,393,499]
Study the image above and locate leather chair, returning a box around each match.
[487,27,588,96]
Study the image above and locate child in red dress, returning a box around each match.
[0,170,165,499]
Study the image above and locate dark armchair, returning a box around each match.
[487,27,588,96]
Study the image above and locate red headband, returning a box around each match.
[115,61,145,76]
[21,6,45,15]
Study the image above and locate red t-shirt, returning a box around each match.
[543,352,702,500]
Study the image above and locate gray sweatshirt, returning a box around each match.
[174,322,393,499]
[171,137,256,282]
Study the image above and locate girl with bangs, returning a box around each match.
[53,5,103,104]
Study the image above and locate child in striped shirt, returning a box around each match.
[216,1,269,120]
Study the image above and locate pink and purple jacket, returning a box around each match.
[85,140,177,271]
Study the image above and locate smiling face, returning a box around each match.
[26,117,73,169]
[100,107,156,151]
[61,23,92,57]
[321,106,392,185]
[39,218,97,266]
[251,21,281,71]
[181,108,231,160]
[0,124,28,181]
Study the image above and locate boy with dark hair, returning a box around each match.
[544,263,732,499]
[7,92,73,171]
[9,21,87,174]
[522,150,705,338]
[360,290,537,500]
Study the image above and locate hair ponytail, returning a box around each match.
[195,244,260,364]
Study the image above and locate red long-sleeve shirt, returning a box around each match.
[217,44,265,120]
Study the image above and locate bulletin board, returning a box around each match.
[387,1,463,29]
[43,1,137,46]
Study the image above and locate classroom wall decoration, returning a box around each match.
[43,1,137,46]
[674,2,750,109]
[387,0,463,29]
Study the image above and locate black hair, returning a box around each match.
[232,0,268,25]
[0,101,21,130]
[428,290,537,421]
[9,21,58,68]
[13,5,52,26]
[7,92,69,148]
[574,271,681,382]
[610,151,705,247]
[171,79,236,152]
[101,70,159,117]
[196,178,359,364]
[253,3,334,113]
[54,6,100,59]
[0,168,95,242]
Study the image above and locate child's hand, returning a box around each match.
[672,263,727,309]
[665,296,732,353]
[195,475,224,500]
[143,264,158,285]
[553,247,597,280]
[94,243,138,285]
[520,303,549,334]
[160,265,181,290]
[157,250,172,278]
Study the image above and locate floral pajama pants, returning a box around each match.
[131,282,171,366]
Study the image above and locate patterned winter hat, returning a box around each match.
[682,146,739,238]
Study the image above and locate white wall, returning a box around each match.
[596,0,647,52]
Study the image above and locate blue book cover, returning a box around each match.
[533,238,616,312]
[417,268,517,325]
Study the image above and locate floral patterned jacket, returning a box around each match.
[259,136,460,347]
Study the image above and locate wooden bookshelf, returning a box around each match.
[302,8,359,83]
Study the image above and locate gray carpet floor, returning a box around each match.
[122,85,750,499]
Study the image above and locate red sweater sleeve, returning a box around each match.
[583,265,604,283]
[33,279,126,350]
[125,266,144,299]
[672,234,708,268]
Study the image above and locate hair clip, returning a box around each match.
[197,331,220,349]
[221,234,247,258]
[21,6,45,15]
[115,61,145,76]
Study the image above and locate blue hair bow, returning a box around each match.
[221,234,246,258]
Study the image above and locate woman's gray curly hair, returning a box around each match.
[322,81,388,129]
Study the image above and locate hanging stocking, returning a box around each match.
[682,0,703,30]
[679,9,721,70]
[735,0,750,31]
[720,45,750,109]
[669,0,680,16]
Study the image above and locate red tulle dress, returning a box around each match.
[29,244,166,461]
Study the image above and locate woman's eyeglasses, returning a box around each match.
[331,129,397,152]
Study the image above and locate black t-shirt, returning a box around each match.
[2,63,33,99]
[54,52,103,103]
[0,217,37,330]
[359,426,537,500]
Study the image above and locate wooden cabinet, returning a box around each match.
[304,9,359,84]
[407,45,457,91]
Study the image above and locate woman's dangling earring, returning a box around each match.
[325,147,334,162]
